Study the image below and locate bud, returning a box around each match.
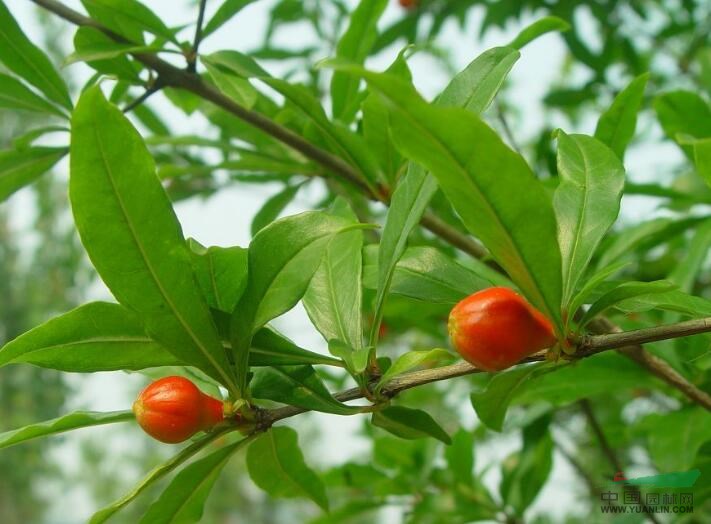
[132,376,224,443]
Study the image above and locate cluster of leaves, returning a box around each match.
[1,0,711,522]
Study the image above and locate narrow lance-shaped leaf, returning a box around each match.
[90,430,228,524]
[139,435,256,524]
[0,302,181,372]
[0,411,133,450]
[81,0,177,44]
[654,90,711,160]
[303,199,364,350]
[579,280,677,326]
[68,26,143,83]
[667,218,711,292]
[372,406,451,444]
[230,211,352,396]
[375,349,453,392]
[371,45,521,343]
[330,0,388,122]
[70,87,237,392]
[0,1,72,108]
[507,16,570,50]
[0,147,66,203]
[249,327,344,368]
[471,363,547,432]
[250,365,360,415]
[499,415,554,515]
[0,73,67,117]
[251,184,302,236]
[203,0,257,37]
[363,245,503,305]
[553,132,625,309]
[202,51,383,188]
[594,72,649,160]
[247,427,329,510]
[188,240,249,314]
[677,135,711,189]
[353,69,563,329]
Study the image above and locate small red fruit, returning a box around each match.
[132,376,224,444]
[448,287,557,371]
[399,0,419,9]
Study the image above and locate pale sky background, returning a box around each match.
[5,1,685,522]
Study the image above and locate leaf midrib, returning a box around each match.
[386,92,554,320]
[90,116,233,390]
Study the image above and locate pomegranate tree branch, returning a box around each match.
[260,315,711,426]
[31,0,711,412]
[30,0,487,261]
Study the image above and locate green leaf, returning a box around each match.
[594,72,649,159]
[354,69,563,328]
[637,408,711,472]
[68,27,143,82]
[554,132,625,307]
[0,1,72,108]
[330,0,388,121]
[499,415,553,515]
[0,73,67,117]
[81,0,177,44]
[513,352,660,407]
[250,327,343,367]
[579,280,676,326]
[202,51,382,188]
[654,90,711,159]
[445,429,474,484]
[567,261,630,317]
[251,184,301,236]
[667,218,711,292]
[328,340,370,374]
[436,46,519,114]
[90,430,228,524]
[596,217,698,269]
[370,44,521,340]
[230,211,351,396]
[0,146,66,202]
[247,427,329,510]
[188,241,248,313]
[204,60,258,108]
[303,200,363,350]
[371,163,438,343]
[0,302,181,372]
[364,245,502,304]
[361,52,410,182]
[678,136,711,188]
[203,0,257,37]
[139,436,254,524]
[250,365,359,415]
[0,411,133,450]
[471,364,546,432]
[70,87,236,392]
[615,289,711,318]
[372,406,451,444]
[375,349,453,392]
[507,16,570,50]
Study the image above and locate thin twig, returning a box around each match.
[580,316,711,352]
[122,82,162,113]
[580,400,661,524]
[188,0,208,73]
[496,102,522,155]
[579,399,623,472]
[29,0,484,263]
